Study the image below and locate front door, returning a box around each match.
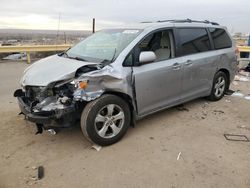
[132,29,182,116]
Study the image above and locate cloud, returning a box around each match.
[0,0,249,32]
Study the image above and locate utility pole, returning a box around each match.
[64,32,66,44]
[92,18,95,33]
[56,13,61,44]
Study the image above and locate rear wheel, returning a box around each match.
[81,94,131,146]
[207,71,228,101]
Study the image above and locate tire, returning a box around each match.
[80,94,131,146]
[207,71,228,101]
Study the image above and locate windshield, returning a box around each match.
[66,29,142,63]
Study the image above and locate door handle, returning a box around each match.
[185,60,192,66]
[172,63,181,70]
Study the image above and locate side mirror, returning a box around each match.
[139,51,156,64]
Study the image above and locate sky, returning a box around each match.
[0,0,249,33]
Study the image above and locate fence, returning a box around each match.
[0,44,72,63]
[0,44,250,64]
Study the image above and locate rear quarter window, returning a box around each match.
[177,28,211,56]
[209,28,232,49]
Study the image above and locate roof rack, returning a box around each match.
[157,19,219,25]
[140,21,153,23]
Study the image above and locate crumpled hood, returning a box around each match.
[21,55,98,86]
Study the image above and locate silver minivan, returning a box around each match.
[15,19,237,146]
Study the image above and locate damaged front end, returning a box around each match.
[14,58,106,133]
[14,81,81,133]
[14,59,132,134]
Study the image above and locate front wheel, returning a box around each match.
[81,94,131,146]
[207,71,228,101]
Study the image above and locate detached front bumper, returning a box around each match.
[17,97,53,124]
[17,96,76,128]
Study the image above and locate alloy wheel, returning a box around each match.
[94,104,125,139]
[214,76,226,98]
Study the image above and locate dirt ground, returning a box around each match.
[0,61,250,188]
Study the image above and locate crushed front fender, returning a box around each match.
[73,65,133,102]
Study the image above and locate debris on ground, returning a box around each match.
[177,152,182,160]
[239,70,250,77]
[213,110,224,114]
[237,125,250,131]
[231,92,244,98]
[91,144,102,151]
[37,166,44,180]
[224,134,250,142]
[234,75,250,82]
[23,165,44,185]
[47,129,57,135]
[244,95,250,100]
[230,90,250,101]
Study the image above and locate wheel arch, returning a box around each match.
[217,68,230,90]
[102,91,136,127]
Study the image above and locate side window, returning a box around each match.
[209,28,232,49]
[137,30,174,62]
[123,53,133,66]
[178,28,211,56]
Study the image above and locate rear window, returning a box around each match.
[209,28,232,49]
[178,28,211,56]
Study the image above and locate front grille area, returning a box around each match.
[24,86,53,103]
[25,86,42,101]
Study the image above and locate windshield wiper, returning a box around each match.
[66,56,87,62]
[58,51,87,62]
[58,51,69,57]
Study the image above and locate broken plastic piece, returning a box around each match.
[177,152,182,160]
[234,75,249,82]
[47,129,57,135]
[224,134,249,142]
[91,144,102,151]
[231,92,244,98]
[244,95,250,100]
[37,166,44,180]
[213,110,224,114]
[239,70,249,77]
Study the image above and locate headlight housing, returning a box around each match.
[70,79,89,90]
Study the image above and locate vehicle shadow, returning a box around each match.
[51,97,208,147]
[127,97,208,134]
[7,97,209,151]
